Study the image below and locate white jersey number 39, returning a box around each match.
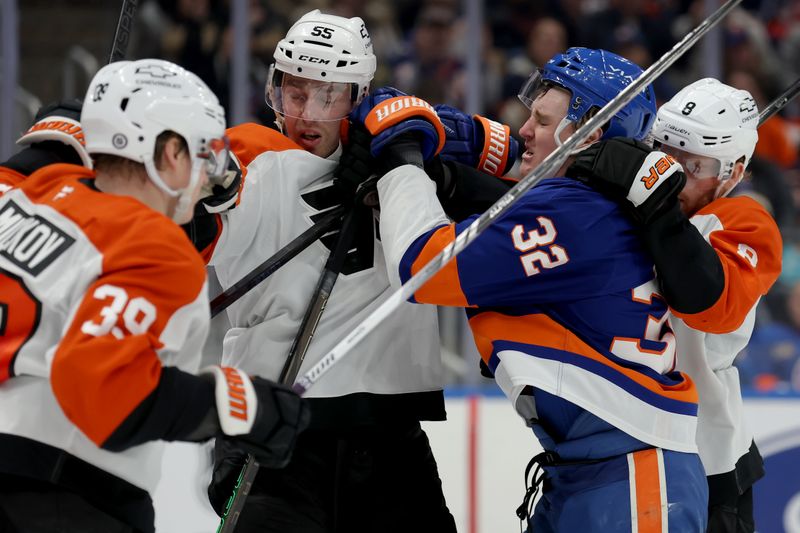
[81,284,156,339]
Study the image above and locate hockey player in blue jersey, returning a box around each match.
[346,48,708,531]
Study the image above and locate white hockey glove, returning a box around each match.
[567,138,687,224]
[5,99,92,175]
[202,365,309,467]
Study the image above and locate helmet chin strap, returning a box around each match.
[143,157,203,223]
[554,116,595,159]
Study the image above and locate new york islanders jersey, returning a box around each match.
[0,164,210,493]
[670,196,781,475]
[378,165,699,453]
[206,124,444,420]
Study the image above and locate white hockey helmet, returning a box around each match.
[81,59,227,222]
[652,78,759,180]
[266,9,376,122]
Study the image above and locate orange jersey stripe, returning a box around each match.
[226,122,301,168]
[22,165,208,445]
[410,225,470,307]
[673,197,782,334]
[631,449,665,532]
[468,311,698,404]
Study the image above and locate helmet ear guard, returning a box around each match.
[651,78,759,181]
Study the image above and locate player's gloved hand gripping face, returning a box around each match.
[567,138,687,224]
[350,87,445,162]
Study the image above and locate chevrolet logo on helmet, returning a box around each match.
[135,65,178,79]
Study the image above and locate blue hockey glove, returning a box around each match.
[435,104,519,177]
[350,87,445,161]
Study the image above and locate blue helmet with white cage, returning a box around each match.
[518,47,657,141]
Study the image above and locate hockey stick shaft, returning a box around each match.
[758,77,800,127]
[279,208,358,383]
[291,0,743,396]
[218,208,357,532]
[210,205,345,317]
[109,0,139,63]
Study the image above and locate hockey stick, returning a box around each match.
[217,207,358,532]
[290,0,743,396]
[109,0,139,63]
[758,77,800,127]
[210,205,346,317]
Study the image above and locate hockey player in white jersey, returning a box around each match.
[0,59,308,533]
[194,10,462,533]
[570,78,782,532]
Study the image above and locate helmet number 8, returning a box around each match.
[682,102,696,115]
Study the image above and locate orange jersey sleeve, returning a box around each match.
[672,196,782,334]
[41,177,209,446]
[0,165,27,194]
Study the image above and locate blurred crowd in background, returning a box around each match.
[16,0,800,393]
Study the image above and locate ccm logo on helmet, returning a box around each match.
[298,55,331,65]
[221,366,249,421]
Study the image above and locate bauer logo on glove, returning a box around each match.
[630,151,681,207]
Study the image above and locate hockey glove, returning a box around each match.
[335,121,379,206]
[435,104,519,177]
[207,437,249,517]
[4,99,91,175]
[567,138,686,225]
[196,152,243,216]
[350,87,445,162]
[203,366,309,468]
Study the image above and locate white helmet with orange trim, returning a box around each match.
[652,78,759,181]
[266,9,376,125]
[81,59,228,222]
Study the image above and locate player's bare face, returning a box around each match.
[281,75,352,158]
[518,89,572,177]
[660,145,723,216]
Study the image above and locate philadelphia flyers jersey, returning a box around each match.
[378,165,700,453]
[0,164,210,493]
[670,196,782,475]
[205,124,444,420]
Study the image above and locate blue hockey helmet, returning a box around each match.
[518,47,656,141]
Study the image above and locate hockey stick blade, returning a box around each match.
[210,205,345,317]
[291,0,743,396]
[109,0,139,63]
[759,77,800,127]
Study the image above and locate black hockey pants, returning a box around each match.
[213,419,457,533]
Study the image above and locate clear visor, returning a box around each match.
[517,70,547,110]
[196,135,230,183]
[266,67,357,122]
[657,144,722,180]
